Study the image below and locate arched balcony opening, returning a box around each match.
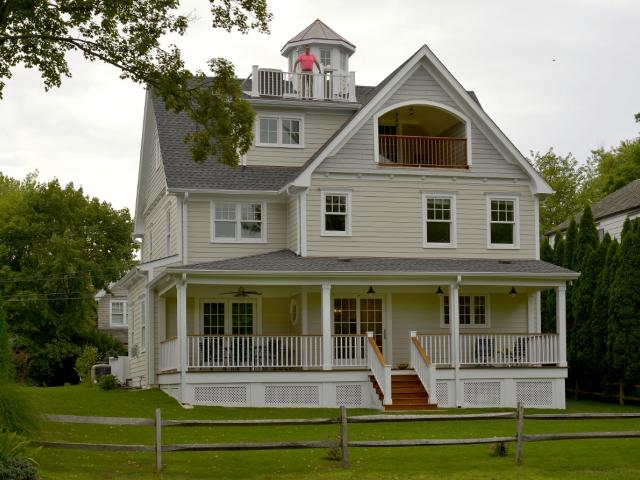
[376,103,469,168]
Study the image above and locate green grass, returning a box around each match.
[20,385,640,479]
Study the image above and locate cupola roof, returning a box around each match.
[281,19,355,56]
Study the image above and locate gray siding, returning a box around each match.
[127,277,147,386]
[306,175,536,258]
[247,107,352,168]
[96,286,129,346]
[186,199,288,264]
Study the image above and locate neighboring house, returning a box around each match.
[121,20,577,409]
[95,284,129,347]
[546,179,640,242]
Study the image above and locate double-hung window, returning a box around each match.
[320,48,332,67]
[487,196,519,248]
[321,191,351,236]
[442,295,488,327]
[257,115,303,147]
[110,300,128,327]
[423,193,456,248]
[212,202,266,242]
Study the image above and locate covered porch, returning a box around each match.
[149,252,576,409]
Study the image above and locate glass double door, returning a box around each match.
[333,297,384,352]
[202,300,255,335]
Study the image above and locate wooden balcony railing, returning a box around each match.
[378,134,467,168]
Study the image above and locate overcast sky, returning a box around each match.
[1,0,639,212]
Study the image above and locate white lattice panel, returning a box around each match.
[264,385,320,406]
[336,385,363,406]
[193,386,248,405]
[435,382,449,406]
[516,381,553,407]
[463,381,502,407]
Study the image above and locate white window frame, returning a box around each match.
[210,201,267,243]
[320,48,332,67]
[109,300,128,328]
[440,294,490,329]
[255,114,304,148]
[422,192,457,248]
[486,195,520,249]
[200,298,261,335]
[320,190,352,237]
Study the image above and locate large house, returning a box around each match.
[121,20,577,410]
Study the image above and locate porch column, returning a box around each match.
[450,282,461,407]
[176,279,188,403]
[321,282,332,370]
[556,284,567,367]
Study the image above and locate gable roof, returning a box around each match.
[547,179,640,235]
[288,45,553,195]
[151,93,300,192]
[281,19,355,55]
[167,249,578,278]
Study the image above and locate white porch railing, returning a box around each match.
[159,337,179,372]
[187,335,323,369]
[409,331,436,404]
[252,67,355,102]
[418,334,452,366]
[367,332,392,405]
[459,334,559,366]
[332,335,368,367]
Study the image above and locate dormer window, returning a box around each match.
[256,115,304,148]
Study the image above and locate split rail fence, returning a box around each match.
[39,406,640,472]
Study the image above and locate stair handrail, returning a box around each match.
[366,332,392,405]
[409,331,437,405]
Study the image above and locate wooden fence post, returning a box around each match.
[515,401,524,465]
[340,406,350,469]
[155,408,162,472]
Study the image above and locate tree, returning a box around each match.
[0,0,271,167]
[575,206,598,269]
[0,173,136,384]
[607,220,640,400]
[0,307,11,382]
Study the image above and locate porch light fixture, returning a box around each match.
[366,286,376,295]
[409,106,414,116]
[435,286,444,296]
[509,286,518,298]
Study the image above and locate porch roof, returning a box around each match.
[166,249,578,278]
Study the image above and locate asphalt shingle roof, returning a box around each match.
[547,179,640,234]
[282,19,355,51]
[170,249,577,277]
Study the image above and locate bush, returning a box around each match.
[0,385,39,436]
[75,346,100,384]
[27,340,80,386]
[0,430,38,480]
[99,374,119,391]
[85,331,126,359]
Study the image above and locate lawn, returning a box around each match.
[21,385,640,480]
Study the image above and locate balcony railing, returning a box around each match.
[378,134,467,168]
[251,67,355,102]
[418,333,560,367]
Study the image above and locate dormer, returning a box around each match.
[249,20,357,102]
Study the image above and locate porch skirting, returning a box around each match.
[158,367,567,409]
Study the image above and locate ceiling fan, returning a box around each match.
[219,286,262,297]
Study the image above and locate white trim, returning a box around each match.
[320,190,352,236]
[200,297,260,335]
[288,46,552,195]
[534,195,541,260]
[440,293,490,329]
[255,114,305,148]
[109,300,128,328]
[373,98,472,167]
[422,192,457,249]
[210,200,267,244]
[486,195,520,250]
[299,190,308,256]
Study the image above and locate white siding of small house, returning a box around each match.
[306,175,536,259]
[597,209,640,241]
[247,107,352,168]
[317,65,527,179]
[186,199,288,264]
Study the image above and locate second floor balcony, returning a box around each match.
[250,66,356,102]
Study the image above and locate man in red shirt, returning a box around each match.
[293,45,321,98]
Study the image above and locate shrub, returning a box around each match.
[0,385,39,436]
[0,430,38,480]
[75,346,100,384]
[85,331,127,359]
[99,374,119,391]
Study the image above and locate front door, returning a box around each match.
[333,297,384,353]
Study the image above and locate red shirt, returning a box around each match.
[297,53,317,72]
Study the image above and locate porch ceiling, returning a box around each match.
[163,249,578,279]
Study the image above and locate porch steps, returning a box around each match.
[369,374,437,411]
